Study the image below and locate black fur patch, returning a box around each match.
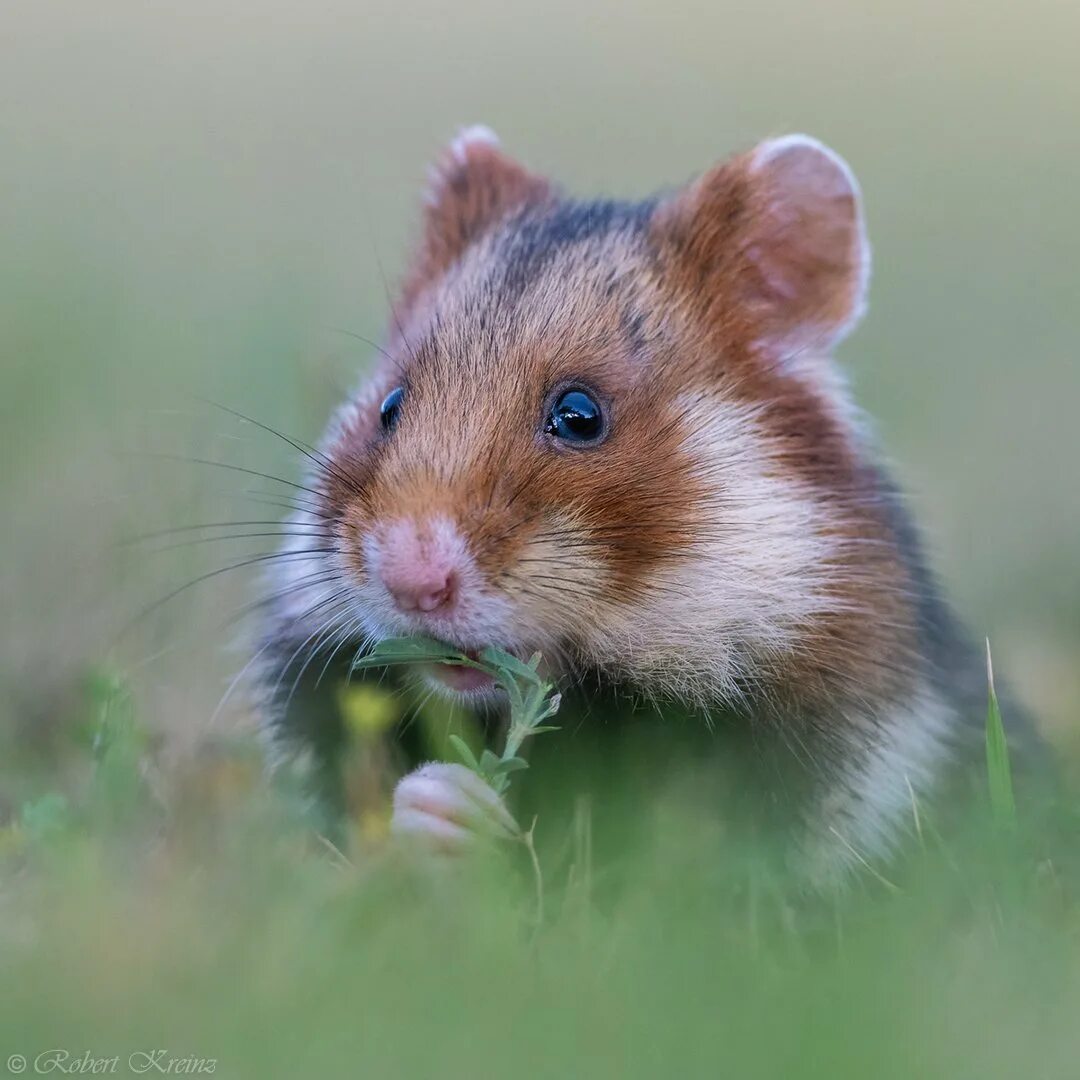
[494,197,656,300]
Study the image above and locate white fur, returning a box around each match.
[263,509,350,628]
[423,124,501,208]
[796,684,954,887]
[450,124,500,162]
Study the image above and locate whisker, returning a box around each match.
[119,520,332,545]
[120,547,336,639]
[195,397,362,498]
[135,530,333,555]
[329,327,406,380]
[314,618,372,689]
[131,451,327,500]
[367,225,421,373]
[222,570,346,630]
[275,599,358,713]
[208,584,352,726]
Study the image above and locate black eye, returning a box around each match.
[380,386,405,432]
[544,389,605,444]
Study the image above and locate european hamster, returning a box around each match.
[252,127,1017,885]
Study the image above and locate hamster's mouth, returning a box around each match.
[424,648,498,696]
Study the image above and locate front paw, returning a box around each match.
[391,762,520,853]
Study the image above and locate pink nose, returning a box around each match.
[376,520,461,616]
[383,568,456,614]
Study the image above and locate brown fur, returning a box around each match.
[398,132,553,316]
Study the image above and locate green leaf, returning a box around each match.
[448,734,481,773]
[479,749,503,777]
[489,756,530,777]
[479,647,544,687]
[351,637,466,670]
[984,640,1016,830]
[500,675,525,715]
[535,692,562,723]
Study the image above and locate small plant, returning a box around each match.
[85,667,153,826]
[351,638,561,796]
[352,639,560,921]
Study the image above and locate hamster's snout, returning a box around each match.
[370,518,465,619]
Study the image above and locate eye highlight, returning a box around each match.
[544,389,605,444]
[379,386,405,433]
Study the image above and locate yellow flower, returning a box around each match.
[337,683,401,739]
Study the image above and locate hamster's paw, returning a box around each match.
[391,762,520,853]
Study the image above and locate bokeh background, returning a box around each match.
[2,0,1078,773]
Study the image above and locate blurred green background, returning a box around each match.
[2,0,1078,761]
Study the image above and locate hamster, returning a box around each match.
[252,126,1010,885]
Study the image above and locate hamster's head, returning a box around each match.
[314,127,882,706]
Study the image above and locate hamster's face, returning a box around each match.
[307,129,877,705]
[319,214,708,698]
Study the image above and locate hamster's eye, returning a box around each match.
[380,386,405,432]
[544,389,604,444]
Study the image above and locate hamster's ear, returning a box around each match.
[653,135,870,356]
[400,126,552,310]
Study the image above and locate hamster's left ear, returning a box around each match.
[653,135,870,356]
[399,126,552,312]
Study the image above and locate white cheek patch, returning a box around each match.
[580,393,847,708]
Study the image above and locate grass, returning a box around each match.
[0,650,1078,1080]
[985,640,1017,830]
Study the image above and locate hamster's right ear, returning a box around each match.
[398,127,552,311]
[652,135,870,359]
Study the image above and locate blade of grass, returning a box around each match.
[984,639,1017,830]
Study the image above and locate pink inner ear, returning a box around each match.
[745,136,869,351]
[746,242,802,303]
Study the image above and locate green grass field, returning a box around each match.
[1,663,1078,1079]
